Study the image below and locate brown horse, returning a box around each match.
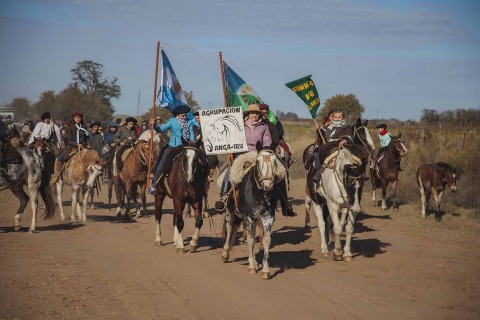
[115,130,161,218]
[370,134,408,210]
[54,148,104,222]
[417,162,462,222]
[153,141,209,253]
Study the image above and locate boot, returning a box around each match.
[0,160,11,184]
[50,160,64,185]
[312,167,322,184]
[208,168,215,182]
[215,181,231,212]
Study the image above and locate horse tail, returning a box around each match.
[40,171,56,219]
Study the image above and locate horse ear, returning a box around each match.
[364,120,369,126]
[398,132,402,139]
[355,118,362,127]
[256,141,262,152]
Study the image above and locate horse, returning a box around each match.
[417,162,462,222]
[0,147,56,232]
[115,130,161,218]
[370,134,408,210]
[54,148,104,222]
[305,146,363,261]
[153,140,209,253]
[273,141,295,216]
[221,143,287,280]
[98,143,117,210]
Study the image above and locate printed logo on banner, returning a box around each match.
[200,107,248,155]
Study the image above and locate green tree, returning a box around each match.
[71,60,121,114]
[6,97,32,122]
[421,109,439,125]
[320,94,365,123]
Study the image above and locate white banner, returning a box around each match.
[200,107,248,155]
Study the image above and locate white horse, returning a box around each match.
[305,147,363,261]
[0,148,56,232]
[54,149,104,222]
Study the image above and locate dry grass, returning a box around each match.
[283,122,480,217]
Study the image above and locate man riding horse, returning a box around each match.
[51,112,91,184]
[0,115,23,185]
[113,117,138,183]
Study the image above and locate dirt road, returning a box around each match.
[1,179,479,320]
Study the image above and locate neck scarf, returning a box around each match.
[75,123,89,143]
[379,129,388,136]
[331,119,347,127]
[176,117,189,142]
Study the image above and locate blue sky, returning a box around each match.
[1,0,479,120]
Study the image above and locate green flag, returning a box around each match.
[285,75,320,119]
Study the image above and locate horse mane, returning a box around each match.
[138,129,160,143]
[230,152,257,187]
[433,162,456,173]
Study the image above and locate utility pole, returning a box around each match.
[136,90,141,117]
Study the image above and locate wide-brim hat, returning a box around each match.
[244,104,262,115]
[376,124,387,129]
[108,121,118,127]
[90,121,101,128]
[125,117,137,124]
[71,111,83,118]
[173,105,191,115]
[258,103,270,111]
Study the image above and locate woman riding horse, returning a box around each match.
[149,105,198,194]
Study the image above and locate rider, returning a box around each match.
[215,104,272,211]
[149,105,198,194]
[113,117,138,180]
[370,123,401,170]
[27,112,62,149]
[258,104,279,150]
[0,115,11,184]
[89,121,104,156]
[103,121,118,148]
[312,109,349,183]
[51,112,91,184]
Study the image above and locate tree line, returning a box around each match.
[421,108,480,128]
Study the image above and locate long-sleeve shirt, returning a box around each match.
[28,122,62,148]
[65,123,90,148]
[244,119,272,152]
[154,118,197,148]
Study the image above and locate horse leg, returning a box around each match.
[27,181,40,233]
[124,182,132,217]
[154,194,165,246]
[260,215,274,280]
[131,185,141,218]
[189,200,203,253]
[107,180,113,211]
[343,209,356,262]
[140,183,147,217]
[222,209,234,262]
[88,187,94,210]
[419,183,427,218]
[312,201,329,257]
[114,183,123,217]
[245,220,258,274]
[371,170,377,207]
[56,181,66,221]
[11,186,29,232]
[425,190,431,217]
[327,202,343,261]
[173,201,186,253]
[257,221,264,251]
[81,187,89,222]
[71,185,79,222]
[305,195,312,229]
[391,179,399,211]
[434,190,444,222]
[381,180,389,210]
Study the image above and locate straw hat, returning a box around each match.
[244,104,261,115]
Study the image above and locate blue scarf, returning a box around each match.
[176,117,189,142]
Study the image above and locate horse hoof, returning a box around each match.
[154,241,163,247]
[238,237,245,244]
[176,248,185,254]
[333,253,343,261]
[189,244,198,253]
[259,246,264,252]
[393,207,398,211]
[343,256,352,262]
[14,225,21,232]
[261,272,270,280]
[322,252,330,258]
[305,223,311,230]
[28,229,37,234]
[248,268,257,275]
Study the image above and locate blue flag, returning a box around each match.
[157,49,189,113]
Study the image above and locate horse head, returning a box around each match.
[353,118,375,152]
[33,137,48,156]
[390,134,408,157]
[343,162,363,212]
[182,142,207,184]
[254,141,286,191]
[435,163,463,193]
[84,150,104,188]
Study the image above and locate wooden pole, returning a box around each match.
[219,52,238,208]
[147,41,161,189]
[444,132,448,147]
[462,132,466,149]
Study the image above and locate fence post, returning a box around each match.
[444,132,448,146]
[463,132,466,149]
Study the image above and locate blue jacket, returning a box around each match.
[379,132,392,148]
[154,117,198,147]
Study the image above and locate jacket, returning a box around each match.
[154,117,197,148]
[263,120,279,150]
[244,119,272,152]
[104,132,116,145]
[379,131,392,148]
[89,131,104,155]
[65,123,90,148]
[28,122,62,148]
[114,126,138,145]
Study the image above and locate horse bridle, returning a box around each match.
[253,150,277,190]
[353,126,369,149]
[180,146,204,184]
[387,139,407,162]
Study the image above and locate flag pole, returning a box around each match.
[147,41,160,189]
[218,51,238,208]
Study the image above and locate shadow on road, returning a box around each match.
[352,238,391,258]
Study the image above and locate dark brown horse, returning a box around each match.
[417,162,462,222]
[153,141,209,253]
[116,130,161,218]
[370,134,408,210]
